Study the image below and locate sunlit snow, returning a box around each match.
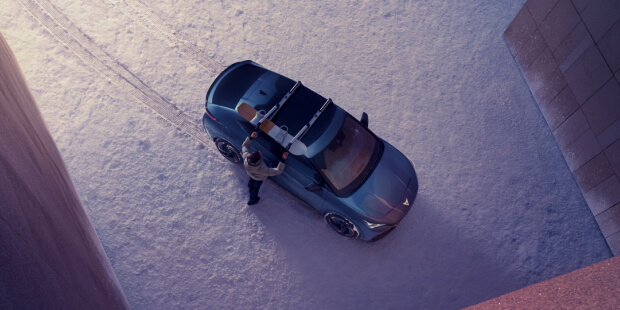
[0,0,611,309]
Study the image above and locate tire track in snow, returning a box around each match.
[108,0,224,73]
[17,0,213,146]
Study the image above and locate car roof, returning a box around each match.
[211,61,341,148]
[270,85,339,147]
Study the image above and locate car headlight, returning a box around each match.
[363,220,386,229]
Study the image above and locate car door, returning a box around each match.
[272,155,327,211]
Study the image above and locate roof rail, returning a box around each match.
[256,81,301,129]
[286,98,332,150]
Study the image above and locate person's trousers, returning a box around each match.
[248,178,263,202]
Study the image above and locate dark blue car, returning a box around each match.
[203,61,418,241]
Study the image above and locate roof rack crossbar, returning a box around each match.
[256,80,301,129]
[285,98,332,150]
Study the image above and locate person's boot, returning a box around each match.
[247,197,260,205]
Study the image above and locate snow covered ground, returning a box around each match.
[1,0,612,309]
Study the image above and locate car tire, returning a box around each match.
[324,212,360,239]
[215,138,242,164]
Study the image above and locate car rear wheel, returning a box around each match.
[324,213,360,239]
[215,138,242,164]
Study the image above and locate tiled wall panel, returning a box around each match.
[505,0,620,255]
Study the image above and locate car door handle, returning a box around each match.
[305,183,321,192]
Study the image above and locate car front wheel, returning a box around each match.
[324,213,360,239]
[215,138,242,164]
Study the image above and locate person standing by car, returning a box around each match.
[242,132,289,205]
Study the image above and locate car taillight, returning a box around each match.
[206,108,216,121]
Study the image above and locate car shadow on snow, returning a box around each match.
[247,192,524,309]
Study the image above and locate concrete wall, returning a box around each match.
[0,32,129,309]
[504,0,620,255]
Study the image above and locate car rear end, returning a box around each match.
[203,61,267,137]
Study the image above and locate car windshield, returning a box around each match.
[310,115,382,196]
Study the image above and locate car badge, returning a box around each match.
[403,198,409,206]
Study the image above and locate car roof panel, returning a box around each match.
[270,85,337,146]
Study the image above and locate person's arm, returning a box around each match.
[267,152,289,176]
[242,132,258,156]
[242,137,252,157]
[268,162,285,176]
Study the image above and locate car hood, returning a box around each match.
[343,142,418,221]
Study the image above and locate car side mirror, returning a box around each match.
[361,112,369,127]
[305,183,322,192]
